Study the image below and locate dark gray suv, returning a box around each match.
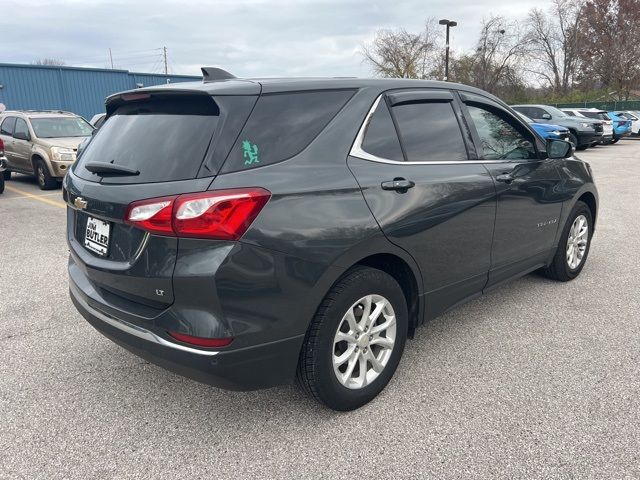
[511,104,604,150]
[65,73,598,411]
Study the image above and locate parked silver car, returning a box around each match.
[561,108,614,144]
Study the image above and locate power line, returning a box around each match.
[115,60,162,68]
[63,48,163,64]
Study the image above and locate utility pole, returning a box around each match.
[109,48,114,69]
[439,19,457,81]
[163,46,168,75]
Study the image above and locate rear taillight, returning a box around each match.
[168,331,233,348]
[173,188,270,240]
[0,137,4,152]
[125,196,176,235]
[124,188,271,240]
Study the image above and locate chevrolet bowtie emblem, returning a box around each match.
[74,197,88,210]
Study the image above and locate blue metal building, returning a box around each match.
[0,63,201,120]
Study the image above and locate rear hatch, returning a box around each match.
[66,88,258,309]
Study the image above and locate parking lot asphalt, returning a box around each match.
[1,140,639,480]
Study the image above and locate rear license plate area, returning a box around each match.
[84,215,111,256]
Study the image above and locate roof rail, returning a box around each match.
[201,67,236,82]
[21,109,76,115]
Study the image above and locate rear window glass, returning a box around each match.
[362,100,404,161]
[74,96,220,184]
[1,117,16,136]
[580,111,602,120]
[221,90,354,173]
[392,102,467,161]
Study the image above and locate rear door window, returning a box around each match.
[528,107,547,119]
[361,99,404,161]
[513,107,529,116]
[221,90,355,173]
[74,95,220,184]
[391,101,468,161]
[1,117,16,136]
[13,118,30,139]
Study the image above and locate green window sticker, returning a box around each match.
[242,140,259,166]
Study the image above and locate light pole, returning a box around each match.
[439,19,457,81]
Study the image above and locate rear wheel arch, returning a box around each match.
[578,191,597,230]
[326,253,423,337]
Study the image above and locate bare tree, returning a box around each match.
[471,16,528,93]
[445,16,527,98]
[579,0,640,99]
[525,0,585,94]
[362,20,441,79]
[31,58,66,66]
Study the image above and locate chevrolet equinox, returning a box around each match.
[66,69,598,411]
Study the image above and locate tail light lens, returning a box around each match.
[125,188,271,240]
[0,137,4,152]
[168,331,233,348]
[173,188,270,240]
[125,196,176,235]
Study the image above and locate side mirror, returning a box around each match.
[13,131,30,141]
[547,138,572,159]
[541,113,552,120]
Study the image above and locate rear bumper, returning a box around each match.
[70,273,305,391]
[613,130,631,138]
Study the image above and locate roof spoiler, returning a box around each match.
[201,67,236,82]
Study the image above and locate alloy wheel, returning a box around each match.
[332,294,396,390]
[37,165,45,187]
[566,214,589,269]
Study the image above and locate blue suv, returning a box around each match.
[608,112,632,142]
[515,112,570,141]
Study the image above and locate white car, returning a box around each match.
[561,108,614,144]
[89,113,106,129]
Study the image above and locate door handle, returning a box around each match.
[496,172,514,184]
[381,179,415,191]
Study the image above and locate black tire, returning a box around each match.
[34,159,57,190]
[568,133,578,148]
[2,170,10,180]
[611,138,619,144]
[296,266,408,411]
[576,144,589,151]
[543,201,593,281]
[0,175,4,194]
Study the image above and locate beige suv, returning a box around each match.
[0,110,94,189]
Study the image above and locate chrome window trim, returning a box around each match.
[349,93,514,165]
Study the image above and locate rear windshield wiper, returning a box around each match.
[84,162,140,176]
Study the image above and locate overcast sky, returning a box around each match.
[0,0,550,78]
